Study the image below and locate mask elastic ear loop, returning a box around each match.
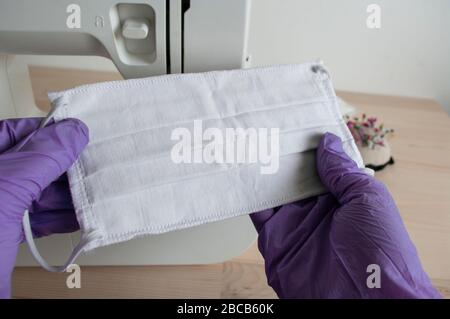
[9,97,65,153]
[40,95,66,128]
[22,210,95,272]
[20,96,84,272]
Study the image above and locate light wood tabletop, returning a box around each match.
[11,67,450,298]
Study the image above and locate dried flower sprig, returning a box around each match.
[344,113,394,149]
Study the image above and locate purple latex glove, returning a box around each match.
[251,133,441,298]
[0,118,88,299]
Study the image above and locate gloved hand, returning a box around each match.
[0,118,88,299]
[251,132,441,298]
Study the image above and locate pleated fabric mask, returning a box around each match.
[22,62,367,271]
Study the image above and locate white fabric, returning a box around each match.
[23,62,364,271]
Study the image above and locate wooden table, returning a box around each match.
[12,69,450,298]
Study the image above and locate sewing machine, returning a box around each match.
[0,0,257,266]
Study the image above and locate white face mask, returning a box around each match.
[23,62,365,272]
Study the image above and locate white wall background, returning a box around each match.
[247,0,450,113]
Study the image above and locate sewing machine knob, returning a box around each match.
[122,18,149,40]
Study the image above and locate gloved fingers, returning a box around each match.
[0,119,88,210]
[250,208,277,233]
[31,174,73,213]
[0,118,42,153]
[28,209,79,238]
[316,132,381,205]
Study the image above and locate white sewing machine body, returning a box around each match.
[0,0,257,266]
